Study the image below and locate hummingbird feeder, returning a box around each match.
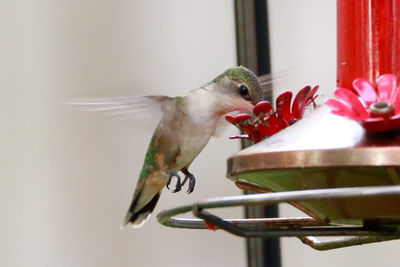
[157,0,400,250]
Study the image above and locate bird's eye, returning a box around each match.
[238,85,249,97]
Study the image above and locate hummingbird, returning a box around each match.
[68,66,267,228]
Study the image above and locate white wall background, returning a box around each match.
[2,0,400,267]
[268,1,337,99]
[1,1,246,266]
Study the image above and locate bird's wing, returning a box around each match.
[65,95,175,131]
[65,95,173,115]
[258,68,296,100]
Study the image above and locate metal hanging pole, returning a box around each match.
[234,1,281,267]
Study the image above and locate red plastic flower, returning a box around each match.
[226,85,319,143]
[326,74,400,132]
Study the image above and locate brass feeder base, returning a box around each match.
[227,105,400,225]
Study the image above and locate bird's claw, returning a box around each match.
[187,175,196,194]
[181,169,196,194]
[166,170,182,193]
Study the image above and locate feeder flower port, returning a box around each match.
[226,85,319,143]
[326,74,400,132]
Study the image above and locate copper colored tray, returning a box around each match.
[227,106,400,225]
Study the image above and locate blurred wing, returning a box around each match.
[65,95,174,131]
[258,67,297,101]
[258,73,275,101]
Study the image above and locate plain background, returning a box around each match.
[1,0,400,266]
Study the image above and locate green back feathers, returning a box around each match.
[138,134,159,180]
[175,96,185,109]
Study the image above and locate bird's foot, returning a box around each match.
[166,170,182,193]
[181,168,196,194]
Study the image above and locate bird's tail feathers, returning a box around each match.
[121,192,161,229]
